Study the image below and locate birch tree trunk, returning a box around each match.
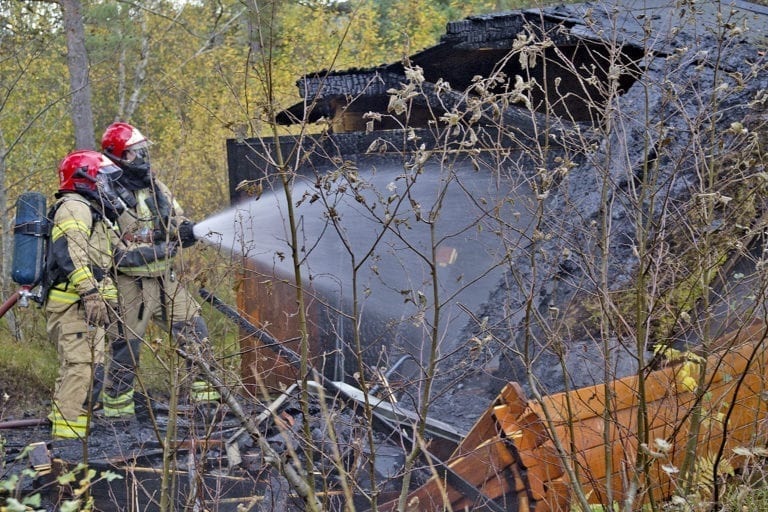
[60,0,95,149]
[0,130,22,341]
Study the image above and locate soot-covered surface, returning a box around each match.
[225,0,768,436]
[0,390,419,511]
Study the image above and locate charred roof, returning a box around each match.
[276,0,768,131]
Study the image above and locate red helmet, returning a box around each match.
[101,122,147,158]
[101,122,151,183]
[58,150,122,192]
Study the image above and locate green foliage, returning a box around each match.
[0,448,123,512]
[725,482,768,510]
[1,0,550,221]
[3,496,43,512]
[0,3,70,197]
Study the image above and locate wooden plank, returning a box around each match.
[456,407,498,456]
[537,477,571,512]
[390,324,768,511]
[447,438,516,481]
[563,436,630,499]
[390,438,519,511]
[494,403,524,438]
[533,329,768,426]
[519,342,768,506]
[535,346,765,438]
[518,442,565,488]
[516,410,549,451]
[534,367,685,425]
[499,381,530,415]
[566,393,768,508]
[450,468,517,511]
[458,381,529,457]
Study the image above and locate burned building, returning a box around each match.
[209,4,768,507]
[215,0,768,416]
[4,2,768,511]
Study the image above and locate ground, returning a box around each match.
[0,367,50,423]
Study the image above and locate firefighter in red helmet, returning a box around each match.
[100,122,219,418]
[46,150,123,439]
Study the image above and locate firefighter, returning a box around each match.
[100,122,219,418]
[46,150,124,439]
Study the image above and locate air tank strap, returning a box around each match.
[13,219,50,237]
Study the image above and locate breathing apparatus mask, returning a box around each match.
[115,141,152,190]
[73,163,128,222]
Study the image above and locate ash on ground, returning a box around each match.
[1,388,432,512]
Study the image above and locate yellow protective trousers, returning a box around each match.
[105,273,202,401]
[46,298,105,422]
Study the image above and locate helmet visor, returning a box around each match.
[98,162,123,181]
[124,141,150,164]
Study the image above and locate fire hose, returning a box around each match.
[0,418,48,429]
[0,286,35,321]
[0,290,21,319]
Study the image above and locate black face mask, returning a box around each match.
[106,145,152,190]
[118,166,152,190]
[72,168,126,222]
[112,181,138,209]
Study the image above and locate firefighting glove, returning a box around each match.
[81,289,108,327]
[175,220,197,248]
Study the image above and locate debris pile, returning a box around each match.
[1,383,434,511]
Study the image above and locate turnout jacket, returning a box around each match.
[46,193,118,305]
[112,178,190,278]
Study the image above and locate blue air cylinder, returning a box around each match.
[12,192,48,286]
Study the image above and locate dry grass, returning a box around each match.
[0,309,56,420]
